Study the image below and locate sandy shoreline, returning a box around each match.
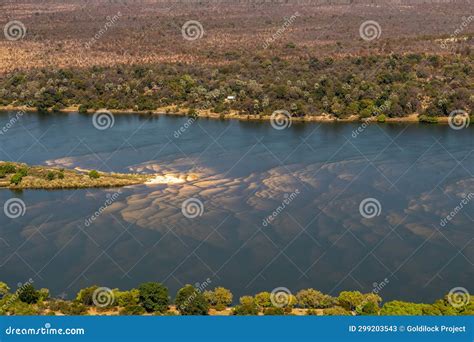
[0,105,451,124]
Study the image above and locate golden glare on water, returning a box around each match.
[145,173,198,185]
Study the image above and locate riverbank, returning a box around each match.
[0,105,453,124]
[0,162,154,189]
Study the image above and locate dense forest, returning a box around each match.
[1,53,472,119]
[1,281,472,316]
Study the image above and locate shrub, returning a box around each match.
[323,306,352,316]
[88,170,100,179]
[18,284,40,304]
[114,289,140,307]
[76,286,99,306]
[17,167,28,177]
[0,163,17,174]
[78,104,88,114]
[0,282,10,297]
[119,305,146,315]
[10,173,23,185]
[61,302,88,315]
[380,301,425,315]
[232,296,259,316]
[175,285,209,315]
[419,115,438,124]
[138,282,169,313]
[306,309,319,316]
[356,301,379,315]
[0,170,6,178]
[263,307,285,315]
[377,114,386,123]
[4,301,40,315]
[46,171,55,181]
[338,291,365,311]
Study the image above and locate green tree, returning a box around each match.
[254,291,272,309]
[203,287,232,311]
[175,285,209,315]
[76,286,99,306]
[18,284,40,304]
[138,282,169,313]
[338,291,365,311]
[296,289,335,309]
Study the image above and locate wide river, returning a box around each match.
[0,111,472,303]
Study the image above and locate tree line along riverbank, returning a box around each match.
[0,281,472,316]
